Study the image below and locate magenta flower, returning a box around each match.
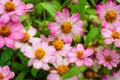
[101,27,120,48]
[23,41,56,70]
[0,21,24,48]
[48,8,84,44]
[96,48,120,70]
[0,65,15,80]
[68,44,94,67]
[102,70,120,80]
[0,0,33,23]
[96,0,120,30]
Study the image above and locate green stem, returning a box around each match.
[61,0,72,9]
[43,0,46,26]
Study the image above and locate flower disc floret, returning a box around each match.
[4,2,15,12]
[57,65,69,75]
[35,48,45,59]
[21,32,30,43]
[0,25,11,37]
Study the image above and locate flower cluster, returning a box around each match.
[1,0,120,80]
[0,0,33,80]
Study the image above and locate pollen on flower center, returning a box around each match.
[35,48,45,59]
[112,31,120,39]
[52,40,64,50]
[105,56,112,62]
[21,33,30,43]
[77,51,83,59]
[57,65,69,75]
[0,26,11,37]
[105,10,117,22]
[0,74,3,79]
[61,22,72,33]
[4,2,15,12]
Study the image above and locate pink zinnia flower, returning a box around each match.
[0,0,33,23]
[96,48,120,70]
[15,27,40,52]
[0,21,24,48]
[48,8,84,44]
[47,54,78,80]
[96,0,120,30]
[23,41,56,70]
[68,44,94,67]
[0,65,15,80]
[40,34,71,57]
[101,27,120,48]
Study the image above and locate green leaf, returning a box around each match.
[35,3,43,14]
[42,28,50,36]
[84,25,99,47]
[20,14,29,22]
[0,48,13,66]
[12,62,24,71]
[117,0,120,3]
[100,67,111,74]
[62,66,86,79]
[41,2,56,17]
[31,67,39,77]
[77,0,86,19]
[90,0,96,6]
[17,51,29,65]
[86,9,97,15]
[15,71,27,80]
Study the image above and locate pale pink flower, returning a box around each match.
[0,0,33,23]
[96,48,120,70]
[101,27,120,48]
[15,27,40,52]
[47,54,78,80]
[96,0,120,30]
[48,8,84,44]
[0,65,15,80]
[0,21,24,48]
[40,34,71,57]
[23,41,56,70]
[47,73,78,80]
[73,0,78,4]
[68,44,94,67]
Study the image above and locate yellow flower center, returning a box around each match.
[105,56,112,62]
[35,48,45,59]
[112,31,120,39]
[61,22,72,33]
[77,51,83,59]
[21,33,30,43]
[4,2,15,12]
[57,65,69,75]
[105,10,117,22]
[0,26,11,37]
[0,74,3,79]
[52,40,64,50]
